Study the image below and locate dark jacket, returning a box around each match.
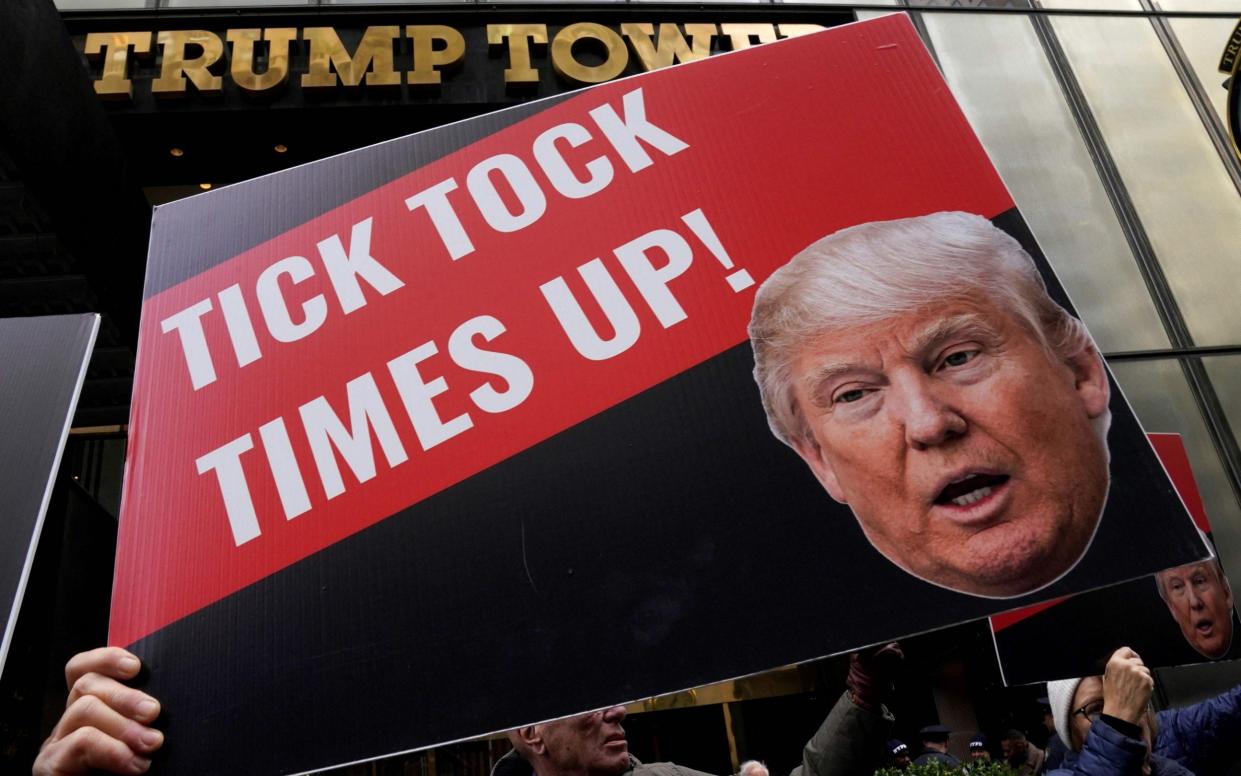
[1155,684,1241,776]
[792,692,894,776]
[913,751,961,767]
[1047,717,1193,776]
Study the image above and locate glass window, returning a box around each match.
[1040,0,1143,9]
[161,0,311,7]
[1163,13,1237,124]
[326,0,471,4]
[1050,14,1241,347]
[783,0,894,5]
[1157,0,1241,11]
[55,0,153,8]
[1203,355,1241,465]
[923,11,1171,353]
[1109,358,1241,589]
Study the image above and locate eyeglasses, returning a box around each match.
[1071,700,1105,725]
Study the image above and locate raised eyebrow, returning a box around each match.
[908,313,1001,358]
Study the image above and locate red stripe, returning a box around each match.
[111,14,1015,647]
[1147,433,1210,533]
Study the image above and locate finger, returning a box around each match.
[64,648,140,690]
[1112,646,1137,661]
[34,726,150,776]
[66,672,160,724]
[53,695,164,755]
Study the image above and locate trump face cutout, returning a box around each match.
[1157,560,1235,659]
[750,212,1112,598]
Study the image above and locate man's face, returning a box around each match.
[789,297,1110,597]
[1001,739,1026,763]
[971,749,991,762]
[1158,562,1235,659]
[535,706,630,776]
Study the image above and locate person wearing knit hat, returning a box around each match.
[1044,647,1190,776]
[1046,646,1241,776]
[968,733,991,762]
[886,740,912,769]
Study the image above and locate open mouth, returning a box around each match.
[934,473,1010,507]
[1195,618,1216,634]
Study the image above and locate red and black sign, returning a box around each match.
[113,15,1207,774]
[0,314,98,674]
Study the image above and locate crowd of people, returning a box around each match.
[30,643,1241,776]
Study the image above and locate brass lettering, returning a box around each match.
[776,24,828,40]
[83,31,152,101]
[720,23,777,51]
[301,27,402,89]
[227,28,296,94]
[487,24,548,85]
[621,23,716,72]
[153,30,225,97]
[552,23,628,85]
[407,25,466,86]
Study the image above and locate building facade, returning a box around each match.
[2,0,1240,771]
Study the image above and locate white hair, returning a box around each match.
[749,211,1100,447]
[738,761,768,776]
[1154,555,1231,601]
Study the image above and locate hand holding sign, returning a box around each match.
[33,647,163,776]
[1101,647,1153,725]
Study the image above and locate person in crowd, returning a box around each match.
[1047,646,1241,776]
[886,740,912,769]
[1046,647,1187,776]
[968,733,991,762]
[749,211,1111,598]
[913,725,960,766]
[34,645,904,776]
[1154,558,1235,660]
[738,761,768,776]
[1002,729,1045,776]
[1040,696,1069,771]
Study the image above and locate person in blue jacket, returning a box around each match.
[1047,647,1241,776]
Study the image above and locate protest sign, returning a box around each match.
[112,14,1209,773]
[992,433,1239,685]
[0,313,99,674]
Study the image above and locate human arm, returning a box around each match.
[1154,682,1241,774]
[32,647,163,775]
[797,645,900,776]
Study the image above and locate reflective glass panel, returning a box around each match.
[1164,13,1237,124]
[55,0,153,8]
[1051,14,1241,347]
[1040,0,1143,9]
[162,0,310,6]
[1157,0,1241,12]
[923,11,1170,352]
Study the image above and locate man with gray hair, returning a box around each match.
[1154,556,1235,660]
[749,211,1111,598]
